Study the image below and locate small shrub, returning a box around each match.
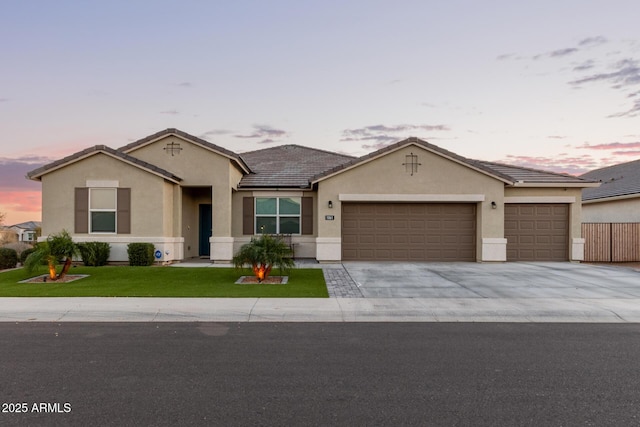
[78,242,111,266]
[24,230,79,281]
[127,243,155,266]
[2,242,33,258]
[0,248,18,270]
[19,247,37,264]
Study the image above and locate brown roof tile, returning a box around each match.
[475,160,594,184]
[239,145,355,188]
[580,158,640,201]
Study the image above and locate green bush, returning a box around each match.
[127,243,155,266]
[0,248,18,270]
[78,242,111,266]
[19,247,36,264]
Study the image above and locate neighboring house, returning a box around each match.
[580,158,640,222]
[27,128,598,263]
[8,221,41,243]
[580,159,640,262]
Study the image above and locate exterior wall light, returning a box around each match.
[491,201,497,209]
[328,201,333,209]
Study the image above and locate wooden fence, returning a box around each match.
[582,223,640,262]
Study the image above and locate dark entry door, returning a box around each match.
[199,204,212,257]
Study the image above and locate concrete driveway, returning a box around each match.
[342,262,640,299]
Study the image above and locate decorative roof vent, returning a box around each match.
[164,141,183,156]
[403,152,421,176]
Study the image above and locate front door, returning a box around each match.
[199,204,212,257]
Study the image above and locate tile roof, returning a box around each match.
[474,160,593,184]
[9,221,41,230]
[580,158,640,201]
[239,145,355,188]
[118,128,251,173]
[27,145,182,183]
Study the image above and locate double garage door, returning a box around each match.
[342,202,569,262]
[342,203,476,261]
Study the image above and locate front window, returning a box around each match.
[90,188,117,233]
[255,197,301,234]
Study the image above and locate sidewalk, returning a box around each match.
[2,296,640,323]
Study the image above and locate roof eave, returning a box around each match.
[27,150,102,181]
[237,185,313,191]
[509,181,601,188]
[27,148,182,184]
[583,192,640,203]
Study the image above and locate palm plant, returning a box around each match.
[232,234,295,282]
[24,230,79,281]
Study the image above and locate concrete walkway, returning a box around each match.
[1,262,639,323]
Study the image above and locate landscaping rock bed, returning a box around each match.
[235,276,288,284]
[19,275,89,284]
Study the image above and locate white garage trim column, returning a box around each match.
[572,238,585,261]
[481,238,507,261]
[211,237,234,263]
[316,237,341,263]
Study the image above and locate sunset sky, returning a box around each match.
[2,0,640,225]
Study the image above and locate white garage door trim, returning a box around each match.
[339,194,485,202]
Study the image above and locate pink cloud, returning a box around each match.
[611,150,640,156]
[498,154,599,175]
[0,191,42,225]
[577,142,640,150]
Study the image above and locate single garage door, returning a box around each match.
[342,203,476,261]
[504,204,568,261]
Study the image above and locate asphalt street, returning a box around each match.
[2,322,640,426]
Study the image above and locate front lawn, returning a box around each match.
[0,266,328,297]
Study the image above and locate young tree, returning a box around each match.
[232,234,295,282]
[0,212,7,245]
[24,230,78,281]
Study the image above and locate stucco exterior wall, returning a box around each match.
[125,135,235,238]
[315,145,506,261]
[40,153,168,237]
[582,197,640,222]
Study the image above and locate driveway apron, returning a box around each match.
[341,262,640,299]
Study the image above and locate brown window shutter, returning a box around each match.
[74,188,89,233]
[117,188,131,234]
[243,197,254,235]
[301,197,313,235]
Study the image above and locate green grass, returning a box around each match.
[0,266,328,297]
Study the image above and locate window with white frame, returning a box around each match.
[89,188,117,233]
[255,197,301,234]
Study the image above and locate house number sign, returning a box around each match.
[325,215,335,220]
